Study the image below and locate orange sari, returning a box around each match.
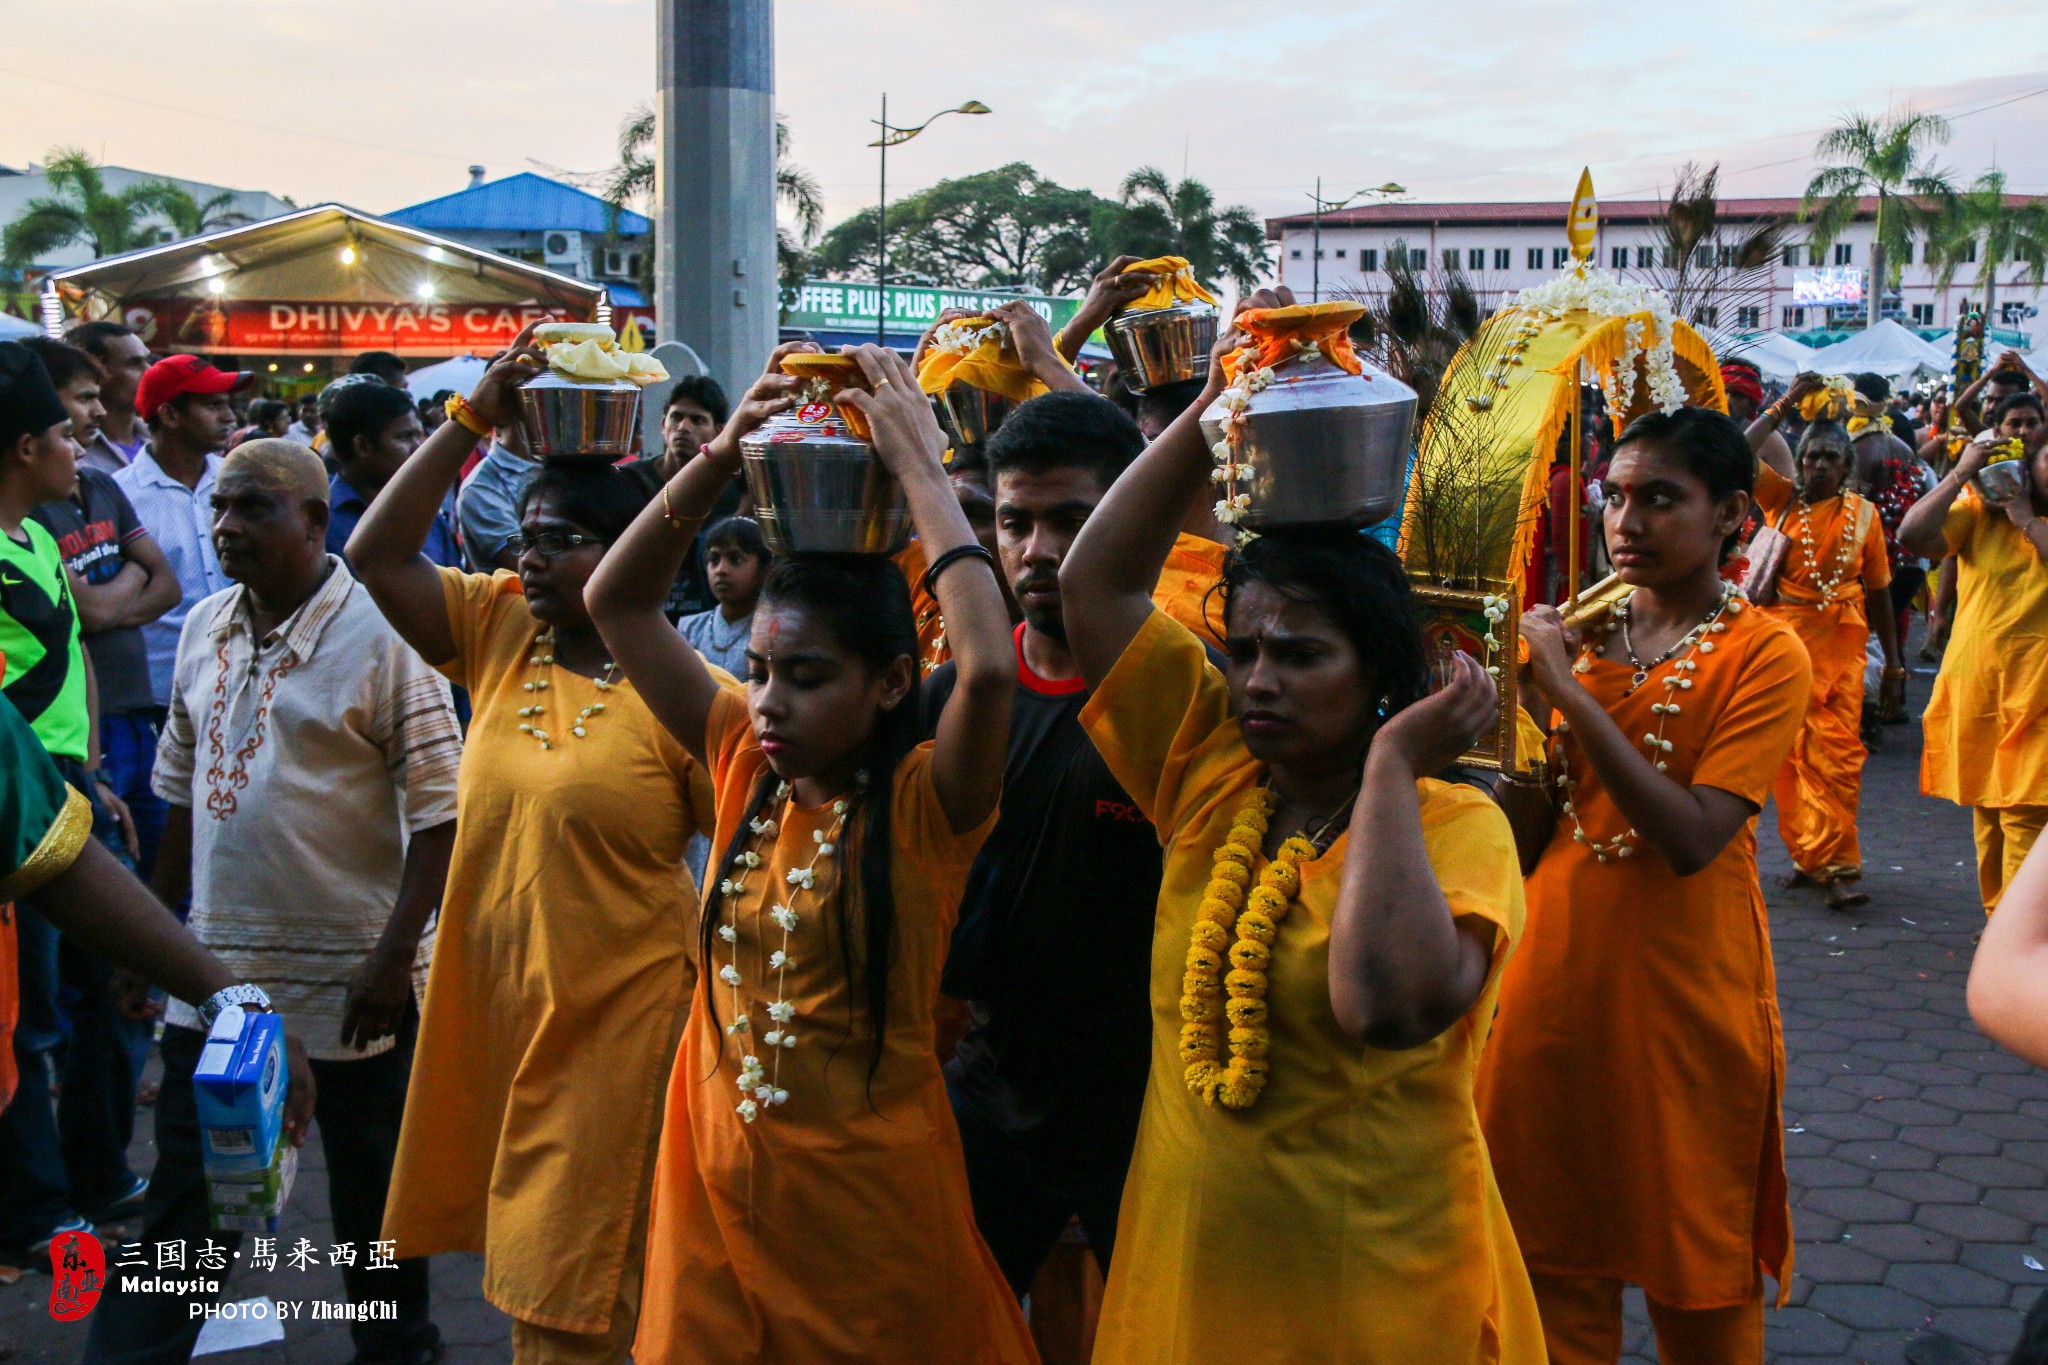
[1477,597,1811,1311]
[1753,464,1889,881]
[633,690,1034,1364]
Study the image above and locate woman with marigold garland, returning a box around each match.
[1483,406,1812,1364]
[1056,287,1544,1364]
[585,343,1033,1363]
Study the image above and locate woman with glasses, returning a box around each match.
[345,328,721,1364]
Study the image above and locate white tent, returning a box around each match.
[0,313,40,340]
[1712,331,1816,382]
[1805,319,1952,381]
[404,354,488,401]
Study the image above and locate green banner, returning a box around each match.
[785,280,1081,338]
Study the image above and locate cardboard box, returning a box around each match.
[192,1007,286,1179]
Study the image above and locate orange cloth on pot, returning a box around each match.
[1222,300,1366,381]
[1120,256,1218,312]
[916,318,1048,403]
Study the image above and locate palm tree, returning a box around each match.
[600,106,825,305]
[1800,110,1958,326]
[139,183,252,240]
[1926,169,2048,325]
[1110,167,1268,294]
[2,146,169,268]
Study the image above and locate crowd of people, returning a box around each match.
[0,261,2046,1365]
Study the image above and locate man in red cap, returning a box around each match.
[112,355,252,721]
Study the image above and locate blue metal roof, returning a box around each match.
[386,172,649,236]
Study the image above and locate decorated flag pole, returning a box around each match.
[1564,168,1600,611]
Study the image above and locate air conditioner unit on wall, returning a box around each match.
[543,230,582,275]
[601,248,641,279]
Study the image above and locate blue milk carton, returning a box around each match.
[192,1006,295,1232]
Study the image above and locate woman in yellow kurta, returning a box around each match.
[1901,391,2048,912]
[1752,421,1897,908]
[349,338,716,1362]
[1057,290,1543,1365]
[586,342,1034,1363]
[1483,406,1812,1364]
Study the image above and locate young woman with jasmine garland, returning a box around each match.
[584,342,1033,1363]
[1056,288,1544,1365]
[1480,406,1814,1364]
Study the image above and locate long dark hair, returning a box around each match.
[700,554,922,1089]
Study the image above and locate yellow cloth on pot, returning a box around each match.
[1122,256,1219,312]
[915,318,1047,403]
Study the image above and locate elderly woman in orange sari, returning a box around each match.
[1750,419,1898,909]
[1899,390,2048,913]
[1484,407,1812,1364]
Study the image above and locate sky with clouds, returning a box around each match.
[3,0,2044,233]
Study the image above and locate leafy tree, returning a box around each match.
[1801,110,1958,320]
[1,146,203,268]
[600,106,825,305]
[814,163,1110,296]
[140,184,252,239]
[1926,168,2048,322]
[1106,167,1269,294]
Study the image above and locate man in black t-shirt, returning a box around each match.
[924,391,1209,1300]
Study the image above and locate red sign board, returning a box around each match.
[120,299,584,356]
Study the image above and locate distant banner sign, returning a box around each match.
[1791,268,1866,307]
[783,280,1081,338]
[116,300,585,355]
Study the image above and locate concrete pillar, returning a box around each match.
[656,0,777,400]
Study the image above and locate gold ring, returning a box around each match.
[874,377,894,390]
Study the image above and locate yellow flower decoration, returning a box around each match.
[1236,909,1277,945]
[1185,944,1223,974]
[1228,940,1272,972]
[1261,861,1301,900]
[1211,861,1252,890]
[1224,967,1267,998]
[1197,898,1238,929]
[1190,919,1229,951]
[1214,841,1255,870]
[1246,885,1288,919]
[1225,997,1267,1027]
[1205,879,1246,911]
[1180,994,1219,1023]
[1228,1025,1270,1058]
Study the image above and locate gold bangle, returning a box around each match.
[445,394,491,438]
[661,481,687,531]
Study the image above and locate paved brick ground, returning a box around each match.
[5,676,2045,1363]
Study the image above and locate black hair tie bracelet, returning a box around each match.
[921,543,998,597]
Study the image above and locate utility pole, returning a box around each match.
[655,0,777,397]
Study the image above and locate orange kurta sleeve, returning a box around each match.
[1692,623,1813,806]
[1078,607,1237,836]
[1151,533,1229,648]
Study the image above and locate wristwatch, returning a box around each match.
[196,983,274,1030]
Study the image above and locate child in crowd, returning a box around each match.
[675,515,770,677]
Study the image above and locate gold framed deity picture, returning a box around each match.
[1410,583,1522,774]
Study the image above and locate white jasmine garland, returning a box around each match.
[1507,262,1689,419]
[929,318,1007,358]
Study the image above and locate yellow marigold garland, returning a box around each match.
[1178,789,1315,1110]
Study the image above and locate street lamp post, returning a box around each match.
[871,97,990,345]
[1306,179,1407,302]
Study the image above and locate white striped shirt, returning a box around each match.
[113,451,228,707]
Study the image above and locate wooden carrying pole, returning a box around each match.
[1567,359,1583,610]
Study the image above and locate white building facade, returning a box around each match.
[1268,197,2044,346]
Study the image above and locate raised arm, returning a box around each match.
[1897,439,1988,562]
[1062,288,1287,685]
[1051,256,1155,364]
[1745,373,1819,481]
[588,343,809,765]
[841,345,1012,834]
[348,329,542,664]
[991,301,1090,395]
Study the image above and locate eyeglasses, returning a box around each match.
[506,530,603,559]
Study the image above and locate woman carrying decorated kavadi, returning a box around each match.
[1472,252,1812,1363]
[585,343,1036,1363]
[1748,375,1900,910]
[1899,388,2048,913]
[1058,287,1544,1365]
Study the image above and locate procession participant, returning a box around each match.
[585,343,1033,1364]
[1899,391,2048,914]
[1725,360,1794,482]
[921,390,1164,1302]
[1055,290,1543,1364]
[84,440,455,1365]
[348,331,719,1364]
[321,378,461,569]
[1750,420,1897,907]
[1480,406,1811,1364]
[64,321,153,474]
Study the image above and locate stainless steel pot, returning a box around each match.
[739,403,910,555]
[1107,303,1218,390]
[517,372,641,458]
[1198,355,1417,528]
[936,383,1016,454]
[1976,458,2028,505]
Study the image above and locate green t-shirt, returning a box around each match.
[0,518,88,763]
[0,691,90,902]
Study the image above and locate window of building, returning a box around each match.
[1716,244,1735,267]
[1909,303,1935,325]
[1360,248,1379,272]
[2002,300,2027,324]
[1314,249,1325,260]
[1736,305,1762,329]
[1808,244,1825,267]
[1334,248,1346,259]
[1693,245,1714,268]
[1552,246,1569,268]
[1494,248,1510,270]
[1443,248,1460,271]
[1782,245,1800,267]
[1410,248,1427,269]
[1611,246,1629,269]
[1693,305,1720,327]
[1834,242,1853,265]
[1961,238,1978,263]
[1782,306,1806,329]
[1468,247,1485,270]
[1528,247,1544,270]
[1290,248,1302,259]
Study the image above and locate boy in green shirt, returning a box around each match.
[0,341,87,765]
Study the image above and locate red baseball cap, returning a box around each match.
[135,354,255,421]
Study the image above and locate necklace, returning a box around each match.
[712,774,860,1123]
[1555,585,1741,863]
[1790,492,1863,600]
[1178,787,1319,1111]
[514,629,618,749]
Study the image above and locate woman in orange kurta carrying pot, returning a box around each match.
[1482,406,1813,1364]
